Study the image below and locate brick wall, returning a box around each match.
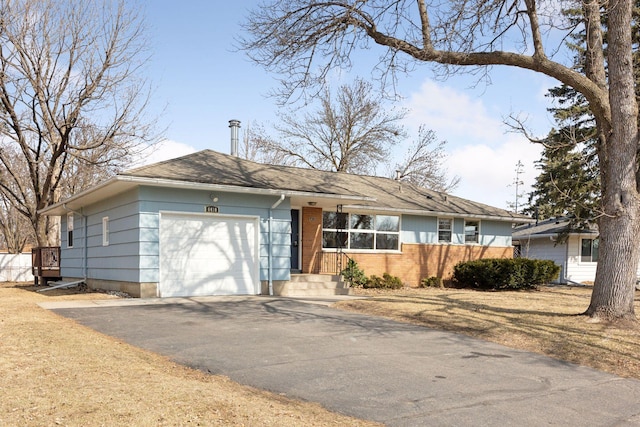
[348,244,512,286]
[300,206,512,286]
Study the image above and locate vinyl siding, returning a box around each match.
[479,220,513,247]
[59,186,293,284]
[401,215,512,247]
[566,235,598,283]
[518,236,565,282]
[401,215,437,243]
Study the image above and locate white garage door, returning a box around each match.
[159,212,259,297]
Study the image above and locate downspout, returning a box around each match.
[268,194,286,296]
[62,204,87,282]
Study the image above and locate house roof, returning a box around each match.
[512,217,598,239]
[42,150,532,222]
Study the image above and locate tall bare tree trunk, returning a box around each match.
[241,0,640,320]
[585,0,639,320]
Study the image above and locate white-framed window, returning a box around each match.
[464,220,480,244]
[581,238,599,262]
[102,216,109,246]
[322,211,400,251]
[438,218,452,243]
[67,212,74,248]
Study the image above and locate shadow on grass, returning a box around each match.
[338,288,640,379]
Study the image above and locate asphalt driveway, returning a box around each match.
[44,296,640,426]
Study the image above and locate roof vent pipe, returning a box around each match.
[229,119,241,157]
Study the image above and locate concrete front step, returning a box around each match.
[288,274,342,283]
[276,274,351,297]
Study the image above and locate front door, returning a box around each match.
[291,209,300,272]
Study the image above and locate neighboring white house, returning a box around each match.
[513,217,603,284]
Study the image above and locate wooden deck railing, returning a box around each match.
[32,247,61,283]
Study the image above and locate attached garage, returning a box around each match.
[159,212,260,297]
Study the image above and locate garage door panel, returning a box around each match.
[159,213,259,297]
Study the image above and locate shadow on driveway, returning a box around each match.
[49,296,640,427]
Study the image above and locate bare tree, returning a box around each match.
[240,120,296,166]
[392,126,460,192]
[271,78,406,174]
[0,195,34,254]
[0,0,156,247]
[243,82,458,189]
[241,0,639,321]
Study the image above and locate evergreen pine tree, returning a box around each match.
[526,3,640,229]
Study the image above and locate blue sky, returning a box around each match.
[142,1,560,211]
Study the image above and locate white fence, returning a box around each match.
[0,253,34,282]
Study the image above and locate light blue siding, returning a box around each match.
[58,186,293,285]
[60,213,86,278]
[260,218,291,281]
[479,220,513,246]
[401,215,437,243]
[452,220,464,244]
[400,214,512,247]
[83,189,142,282]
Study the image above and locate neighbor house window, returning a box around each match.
[464,220,479,243]
[102,217,109,246]
[438,218,452,243]
[322,212,400,251]
[67,212,74,248]
[581,238,599,262]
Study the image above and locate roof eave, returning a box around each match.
[40,175,376,216]
[341,204,534,223]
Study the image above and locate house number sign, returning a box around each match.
[205,205,219,213]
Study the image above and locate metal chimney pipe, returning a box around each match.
[229,119,241,157]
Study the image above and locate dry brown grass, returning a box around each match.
[6,281,640,426]
[0,282,380,427]
[338,285,640,379]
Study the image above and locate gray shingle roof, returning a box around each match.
[512,217,598,238]
[123,150,529,221]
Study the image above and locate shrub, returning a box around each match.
[420,276,443,288]
[363,273,404,289]
[452,258,560,290]
[341,258,368,287]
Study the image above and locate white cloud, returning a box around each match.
[133,139,198,167]
[401,79,544,210]
[402,79,504,143]
[448,135,542,210]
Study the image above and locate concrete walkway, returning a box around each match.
[45,296,640,426]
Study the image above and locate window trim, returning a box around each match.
[464,219,480,244]
[580,237,599,263]
[437,217,453,243]
[67,212,74,249]
[322,211,401,252]
[102,216,109,246]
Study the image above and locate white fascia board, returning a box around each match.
[40,175,375,216]
[39,176,124,216]
[341,204,535,223]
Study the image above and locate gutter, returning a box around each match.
[40,175,374,216]
[341,204,534,223]
[268,194,286,296]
